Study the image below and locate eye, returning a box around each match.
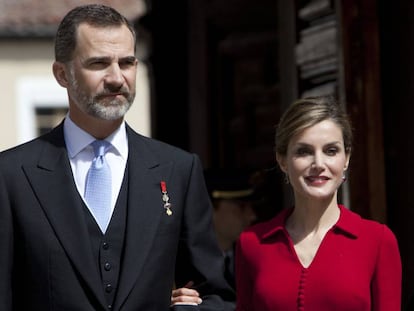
[325,147,339,156]
[87,61,109,70]
[119,57,137,69]
[295,147,312,156]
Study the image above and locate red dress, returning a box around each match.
[235,205,401,311]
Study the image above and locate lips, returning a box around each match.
[98,88,129,97]
[305,176,329,184]
[101,93,126,98]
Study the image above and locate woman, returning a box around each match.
[235,96,401,311]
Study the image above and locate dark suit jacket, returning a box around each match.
[0,122,235,311]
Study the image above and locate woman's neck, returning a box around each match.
[286,196,340,237]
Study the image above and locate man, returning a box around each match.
[205,169,258,252]
[0,4,234,311]
[204,169,259,290]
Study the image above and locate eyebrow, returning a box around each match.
[84,56,137,64]
[294,141,342,147]
[120,56,138,63]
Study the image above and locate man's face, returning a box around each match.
[65,23,137,121]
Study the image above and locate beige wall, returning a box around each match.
[0,40,151,151]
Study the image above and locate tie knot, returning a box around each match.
[91,140,111,157]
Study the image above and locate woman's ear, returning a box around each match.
[276,153,287,173]
[52,61,69,88]
[344,150,351,170]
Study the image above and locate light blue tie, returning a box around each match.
[85,140,112,233]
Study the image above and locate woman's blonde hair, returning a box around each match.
[275,96,353,156]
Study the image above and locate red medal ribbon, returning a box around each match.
[160,181,167,193]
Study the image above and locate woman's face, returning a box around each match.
[277,119,350,203]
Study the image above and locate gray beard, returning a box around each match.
[81,94,134,120]
[68,69,135,120]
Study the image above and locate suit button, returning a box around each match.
[105,283,113,293]
[104,262,111,271]
[102,242,109,250]
[108,305,112,309]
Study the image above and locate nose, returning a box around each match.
[311,152,325,169]
[104,63,124,88]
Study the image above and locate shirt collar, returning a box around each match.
[332,204,360,238]
[261,208,292,240]
[63,115,128,159]
[261,204,360,241]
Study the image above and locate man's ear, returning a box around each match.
[276,153,287,173]
[52,61,69,88]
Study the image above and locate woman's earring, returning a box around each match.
[284,173,290,184]
[342,171,347,182]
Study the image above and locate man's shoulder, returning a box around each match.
[127,127,194,159]
[1,137,44,156]
[0,127,63,164]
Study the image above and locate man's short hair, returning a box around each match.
[54,4,136,63]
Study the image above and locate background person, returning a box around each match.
[235,96,401,311]
[204,168,259,289]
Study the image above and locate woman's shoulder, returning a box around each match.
[239,208,291,242]
[338,205,398,244]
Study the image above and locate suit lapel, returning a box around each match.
[22,125,107,308]
[115,127,173,308]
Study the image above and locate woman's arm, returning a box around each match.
[372,225,402,311]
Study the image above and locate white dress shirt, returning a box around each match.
[63,115,128,221]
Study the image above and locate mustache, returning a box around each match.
[96,89,130,98]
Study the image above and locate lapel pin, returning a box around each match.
[160,181,173,216]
